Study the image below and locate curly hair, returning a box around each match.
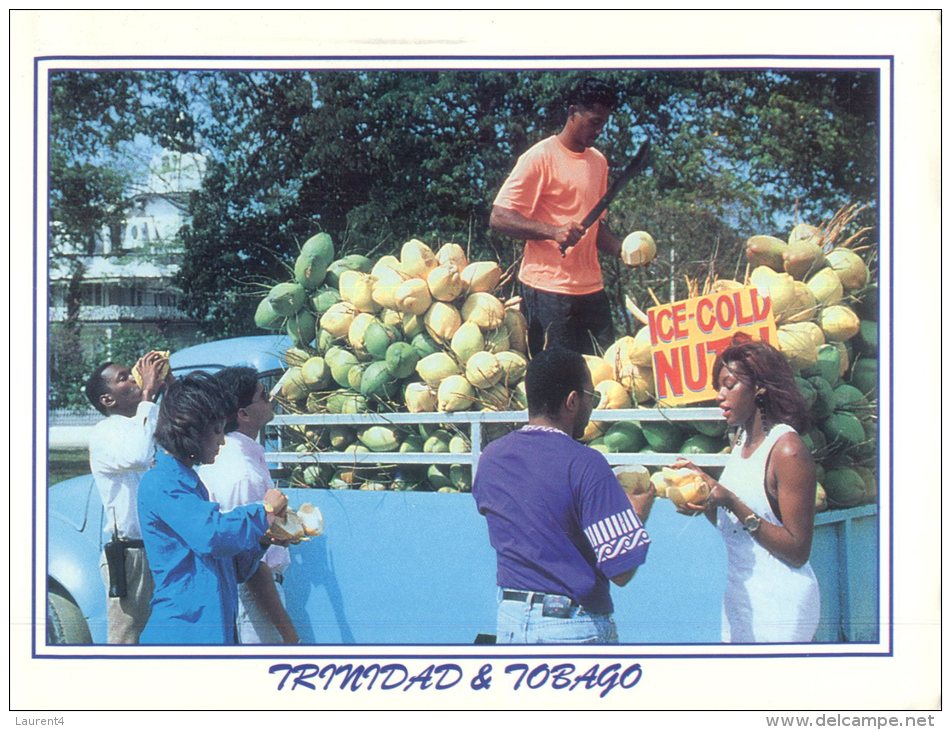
[566,77,617,112]
[155,371,235,465]
[84,361,116,415]
[712,333,811,433]
[525,346,589,418]
[213,366,260,433]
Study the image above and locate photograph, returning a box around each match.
[10,8,941,719]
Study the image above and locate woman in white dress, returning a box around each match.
[674,334,820,643]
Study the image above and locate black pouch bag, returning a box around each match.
[104,539,127,598]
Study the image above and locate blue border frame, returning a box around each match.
[33,53,894,662]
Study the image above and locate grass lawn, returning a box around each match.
[47,448,90,485]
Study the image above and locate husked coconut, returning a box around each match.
[461,292,505,330]
[393,277,432,316]
[620,231,657,267]
[427,263,466,302]
[400,239,438,278]
[436,242,469,270]
[424,301,462,343]
[461,261,503,293]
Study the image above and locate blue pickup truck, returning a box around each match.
[45,335,880,646]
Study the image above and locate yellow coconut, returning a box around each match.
[424,301,462,343]
[400,238,438,278]
[370,260,406,310]
[806,267,844,307]
[338,270,379,313]
[461,261,503,293]
[380,308,403,329]
[596,379,633,410]
[404,381,438,413]
[347,312,378,351]
[503,308,529,354]
[427,263,466,302]
[620,231,657,267]
[666,472,711,509]
[416,351,461,386]
[781,280,820,324]
[495,350,528,384]
[613,465,652,496]
[461,292,505,331]
[465,351,503,389]
[745,234,787,271]
[749,266,797,321]
[783,320,826,348]
[450,321,485,363]
[649,470,669,498]
[711,278,746,293]
[777,324,821,371]
[825,247,870,291]
[393,277,433,316]
[437,374,475,412]
[617,363,655,404]
[583,354,614,387]
[819,305,861,343]
[788,222,823,248]
[783,231,826,280]
[435,242,469,270]
[319,301,358,340]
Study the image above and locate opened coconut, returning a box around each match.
[620,231,657,267]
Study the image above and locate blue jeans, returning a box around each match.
[495,588,619,644]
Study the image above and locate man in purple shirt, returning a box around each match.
[472,347,655,643]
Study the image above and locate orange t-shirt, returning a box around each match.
[493,135,608,296]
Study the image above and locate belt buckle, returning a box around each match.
[541,594,575,618]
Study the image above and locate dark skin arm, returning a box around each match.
[489,205,585,249]
[672,433,817,568]
[610,486,656,587]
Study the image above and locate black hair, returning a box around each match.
[712,333,811,433]
[85,362,116,415]
[566,77,617,112]
[214,366,260,433]
[524,346,589,418]
[155,371,235,465]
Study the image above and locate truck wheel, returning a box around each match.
[47,593,92,644]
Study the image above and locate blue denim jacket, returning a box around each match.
[138,450,268,644]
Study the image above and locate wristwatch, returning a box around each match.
[743,513,762,533]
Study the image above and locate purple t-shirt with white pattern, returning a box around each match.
[472,426,650,614]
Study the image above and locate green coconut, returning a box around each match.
[267,282,307,317]
[423,430,452,453]
[426,464,454,490]
[833,383,870,413]
[483,327,511,354]
[802,344,842,387]
[254,298,286,331]
[849,358,878,398]
[294,249,329,291]
[358,425,401,452]
[286,309,317,348]
[325,347,360,388]
[450,464,472,492]
[825,247,870,291]
[329,425,356,449]
[641,420,684,452]
[280,366,309,402]
[359,360,398,401]
[808,375,837,420]
[310,286,342,316]
[745,234,787,271]
[602,421,646,453]
[823,467,866,508]
[364,321,401,360]
[854,319,878,358]
[795,376,817,411]
[689,419,728,438]
[346,362,368,391]
[681,433,727,455]
[326,389,368,414]
[285,346,315,368]
[411,332,440,359]
[300,232,335,265]
[822,412,866,449]
[384,341,420,380]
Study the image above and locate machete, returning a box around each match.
[560,137,651,256]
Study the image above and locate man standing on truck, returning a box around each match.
[472,347,654,643]
[85,351,170,644]
[199,366,299,645]
[489,76,623,356]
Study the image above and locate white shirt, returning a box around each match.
[199,431,290,574]
[88,400,159,540]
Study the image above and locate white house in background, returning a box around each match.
[48,150,207,354]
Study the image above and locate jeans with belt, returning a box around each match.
[495,588,619,644]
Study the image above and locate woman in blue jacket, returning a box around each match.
[137,372,288,644]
